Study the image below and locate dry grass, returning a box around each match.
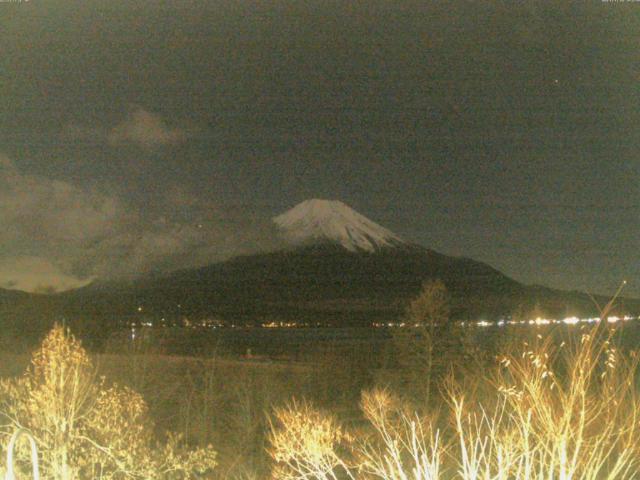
[450,325,640,479]
[269,323,640,479]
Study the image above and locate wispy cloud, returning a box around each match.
[0,257,93,294]
[107,107,187,148]
[0,156,281,292]
[0,155,121,246]
[0,155,122,291]
[63,107,189,149]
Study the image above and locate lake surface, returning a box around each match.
[114,320,640,360]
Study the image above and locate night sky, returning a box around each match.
[1,1,638,295]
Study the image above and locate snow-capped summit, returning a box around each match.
[273,199,406,252]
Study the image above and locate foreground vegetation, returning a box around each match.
[0,283,638,478]
[270,323,640,479]
[0,325,217,479]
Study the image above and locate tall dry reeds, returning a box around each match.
[269,323,640,479]
[451,324,640,479]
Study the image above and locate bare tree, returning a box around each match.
[405,280,450,328]
[393,279,451,407]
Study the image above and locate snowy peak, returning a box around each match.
[273,199,406,252]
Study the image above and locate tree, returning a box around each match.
[0,324,217,479]
[392,279,451,407]
[404,279,450,329]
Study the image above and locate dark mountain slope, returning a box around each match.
[61,243,628,326]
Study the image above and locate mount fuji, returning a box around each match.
[273,199,406,252]
[3,199,635,337]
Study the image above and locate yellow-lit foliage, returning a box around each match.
[268,400,354,480]
[358,388,441,480]
[452,326,640,479]
[270,325,640,479]
[0,324,217,479]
